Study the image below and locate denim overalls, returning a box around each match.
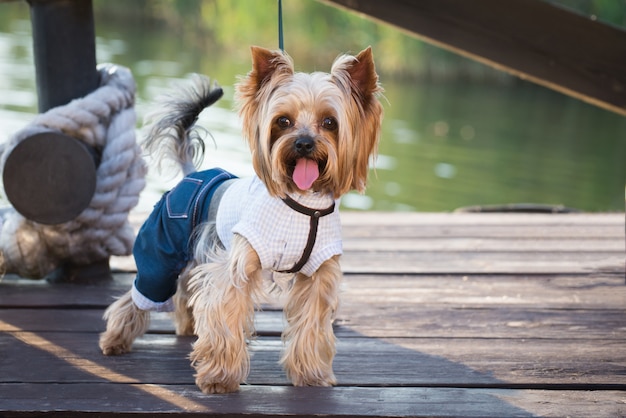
[132,168,237,310]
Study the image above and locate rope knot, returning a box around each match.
[0,63,146,279]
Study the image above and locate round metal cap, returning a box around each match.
[3,132,97,225]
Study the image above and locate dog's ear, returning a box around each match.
[249,46,294,89]
[331,47,384,195]
[331,46,381,102]
[346,47,380,100]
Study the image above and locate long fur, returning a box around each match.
[187,234,263,394]
[99,291,150,355]
[281,256,341,386]
[100,46,383,394]
[143,75,223,175]
[236,46,383,198]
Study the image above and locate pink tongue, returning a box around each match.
[293,158,319,190]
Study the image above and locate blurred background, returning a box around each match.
[0,0,624,212]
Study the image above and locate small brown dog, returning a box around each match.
[99,46,383,394]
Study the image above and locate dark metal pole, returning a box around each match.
[15,0,110,282]
[28,0,99,112]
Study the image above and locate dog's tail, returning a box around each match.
[143,75,223,176]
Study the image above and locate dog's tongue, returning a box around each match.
[293,158,319,191]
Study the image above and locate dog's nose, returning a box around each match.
[295,137,315,156]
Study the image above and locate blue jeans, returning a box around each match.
[133,168,237,304]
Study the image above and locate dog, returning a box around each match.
[99,46,383,394]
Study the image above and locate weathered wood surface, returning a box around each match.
[321,0,626,116]
[0,212,624,417]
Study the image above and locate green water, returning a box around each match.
[0,1,624,212]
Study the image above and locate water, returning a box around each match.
[0,2,624,213]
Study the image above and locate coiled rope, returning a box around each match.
[0,63,146,278]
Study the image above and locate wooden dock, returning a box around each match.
[1,212,624,417]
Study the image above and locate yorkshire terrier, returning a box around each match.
[99,46,383,394]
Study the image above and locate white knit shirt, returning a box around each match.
[216,177,342,283]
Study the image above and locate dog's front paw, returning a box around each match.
[99,333,132,356]
[99,290,149,356]
[194,363,242,394]
[195,376,240,394]
[192,349,247,394]
[289,369,337,388]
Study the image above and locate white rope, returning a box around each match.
[0,63,146,278]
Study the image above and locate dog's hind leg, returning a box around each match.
[99,290,150,355]
[281,256,341,387]
[173,272,195,336]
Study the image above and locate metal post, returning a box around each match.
[13,0,109,282]
[28,0,99,112]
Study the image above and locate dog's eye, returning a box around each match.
[321,117,338,131]
[277,116,292,129]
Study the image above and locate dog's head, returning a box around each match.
[236,46,383,199]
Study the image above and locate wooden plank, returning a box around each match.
[2,331,624,388]
[2,273,623,311]
[321,0,626,116]
[498,390,626,418]
[111,212,626,274]
[0,309,284,336]
[4,383,624,418]
[332,337,626,387]
[125,212,626,237]
[340,252,623,274]
[3,303,624,340]
[2,271,622,354]
[0,275,281,312]
[340,212,625,226]
[116,213,626,272]
[342,226,624,240]
[339,275,626,310]
[340,213,625,239]
[113,248,623,274]
[0,274,133,308]
[344,237,624,252]
[340,213,625,273]
[2,303,623,340]
[1,273,623,315]
[336,307,626,340]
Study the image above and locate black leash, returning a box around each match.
[278,0,284,51]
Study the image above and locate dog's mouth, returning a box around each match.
[291,158,321,191]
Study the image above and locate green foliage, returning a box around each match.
[89,0,625,80]
[547,0,626,27]
[89,0,502,80]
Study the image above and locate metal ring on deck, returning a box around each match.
[3,132,98,225]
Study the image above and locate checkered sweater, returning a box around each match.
[216,176,342,281]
